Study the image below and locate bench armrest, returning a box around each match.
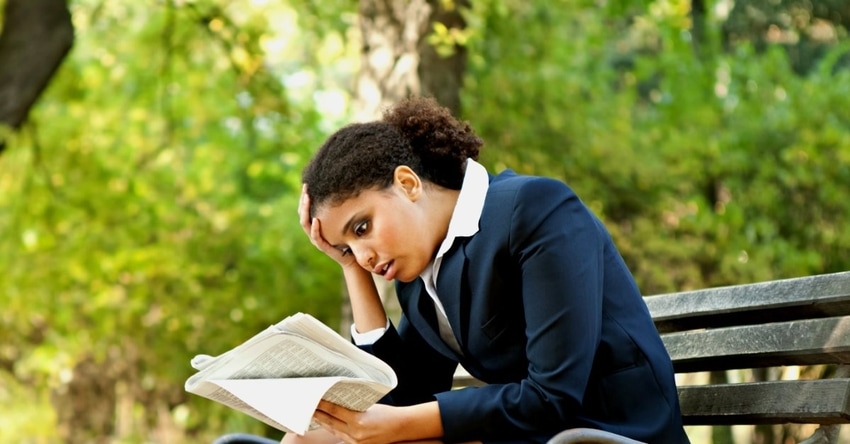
[546,428,645,444]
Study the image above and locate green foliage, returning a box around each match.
[0,0,355,441]
[463,0,850,294]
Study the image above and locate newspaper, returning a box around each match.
[185,313,397,435]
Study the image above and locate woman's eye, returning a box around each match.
[340,247,352,257]
[354,221,368,237]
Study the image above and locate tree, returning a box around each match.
[0,0,74,153]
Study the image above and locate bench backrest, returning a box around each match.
[644,271,850,426]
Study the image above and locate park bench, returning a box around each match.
[454,270,850,443]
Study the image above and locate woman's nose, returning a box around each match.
[353,246,375,270]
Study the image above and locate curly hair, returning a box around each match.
[303,96,483,213]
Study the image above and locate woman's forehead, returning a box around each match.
[315,189,381,223]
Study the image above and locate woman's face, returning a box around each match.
[314,177,440,283]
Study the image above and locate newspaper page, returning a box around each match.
[185,313,397,435]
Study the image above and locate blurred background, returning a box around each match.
[1,0,848,443]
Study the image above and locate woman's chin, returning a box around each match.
[393,270,417,283]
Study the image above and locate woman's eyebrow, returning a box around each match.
[340,211,364,236]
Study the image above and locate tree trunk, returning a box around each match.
[353,0,429,122]
[354,0,467,121]
[419,0,469,116]
[0,0,74,153]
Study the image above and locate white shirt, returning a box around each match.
[351,159,490,353]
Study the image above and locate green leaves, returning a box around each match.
[0,0,351,441]
[463,0,850,293]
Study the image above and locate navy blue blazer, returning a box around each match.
[360,170,688,444]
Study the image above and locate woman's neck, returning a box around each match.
[423,184,461,247]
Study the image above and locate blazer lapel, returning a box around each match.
[436,242,469,348]
[400,278,458,360]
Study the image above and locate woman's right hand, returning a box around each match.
[300,185,388,334]
[299,184,359,269]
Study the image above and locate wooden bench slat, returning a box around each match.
[452,367,484,388]
[664,316,850,373]
[646,271,850,333]
[679,378,850,425]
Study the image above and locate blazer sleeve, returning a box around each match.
[435,177,611,442]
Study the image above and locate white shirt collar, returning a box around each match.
[433,158,490,259]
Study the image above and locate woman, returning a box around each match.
[291,97,688,444]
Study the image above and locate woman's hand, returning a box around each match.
[313,401,393,444]
[299,184,358,268]
[299,184,387,332]
[313,400,442,444]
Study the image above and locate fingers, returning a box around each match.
[310,217,325,246]
[317,400,342,414]
[313,404,352,444]
[299,184,312,231]
[298,184,351,267]
[299,185,326,247]
[315,400,354,428]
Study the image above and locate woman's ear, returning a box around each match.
[393,165,422,201]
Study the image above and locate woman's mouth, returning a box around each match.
[375,260,395,280]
